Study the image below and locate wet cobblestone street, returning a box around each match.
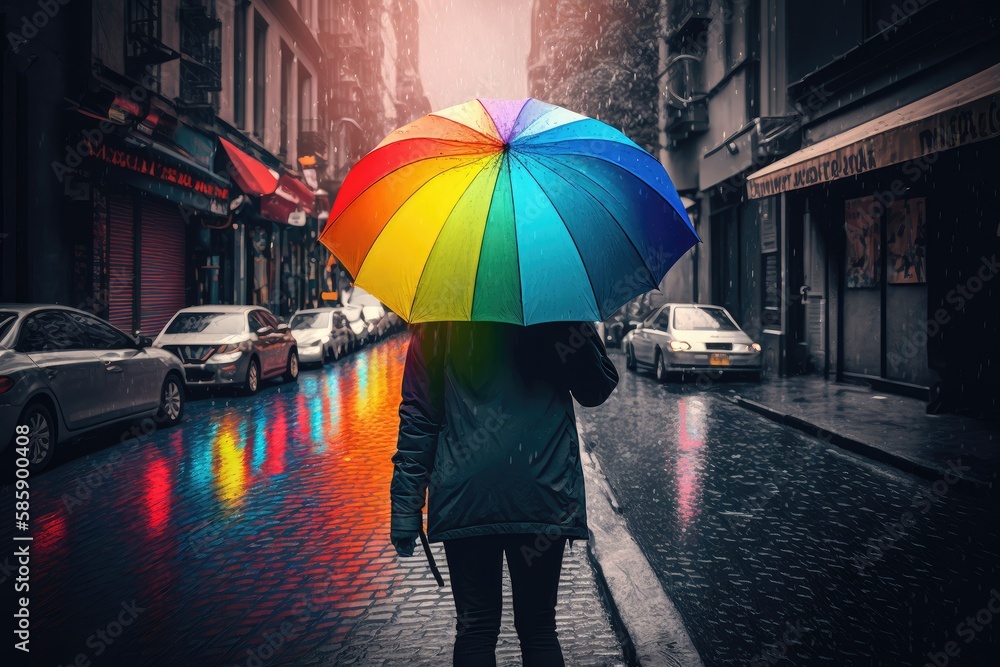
[577,351,1000,666]
[3,334,624,667]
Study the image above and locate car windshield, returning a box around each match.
[290,312,330,330]
[0,311,18,342]
[165,312,245,335]
[673,307,739,331]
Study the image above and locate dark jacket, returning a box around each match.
[390,320,619,544]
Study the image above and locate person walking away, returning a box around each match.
[390,320,619,666]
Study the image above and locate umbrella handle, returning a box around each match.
[419,526,445,587]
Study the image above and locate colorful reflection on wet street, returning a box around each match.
[6,336,413,666]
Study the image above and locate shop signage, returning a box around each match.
[747,86,1000,199]
[287,211,307,227]
[86,140,230,202]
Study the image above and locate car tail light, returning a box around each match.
[0,376,13,394]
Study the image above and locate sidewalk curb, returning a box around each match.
[721,395,991,496]
[578,420,704,667]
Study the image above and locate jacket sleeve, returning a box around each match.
[390,323,444,539]
[561,322,620,407]
[519,321,619,407]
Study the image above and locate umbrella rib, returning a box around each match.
[427,112,505,146]
[355,156,494,285]
[516,151,659,299]
[519,144,688,231]
[468,154,523,325]
[538,150,685,275]
[409,156,499,321]
[330,140,499,221]
[509,152,602,321]
[474,99,503,144]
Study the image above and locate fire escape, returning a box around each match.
[125,0,180,80]
[661,0,712,145]
[177,0,223,120]
[320,3,377,185]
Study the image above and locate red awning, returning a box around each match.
[260,172,316,221]
[274,173,316,215]
[219,137,279,196]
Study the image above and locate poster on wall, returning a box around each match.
[845,196,880,288]
[760,198,778,253]
[887,197,926,284]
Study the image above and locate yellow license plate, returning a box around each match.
[709,353,730,366]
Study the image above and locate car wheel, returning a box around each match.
[14,402,57,473]
[283,349,299,382]
[626,344,637,371]
[655,349,669,383]
[243,358,261,395]
[157,374,184,427]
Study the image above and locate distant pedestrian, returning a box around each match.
[390,320,619,667]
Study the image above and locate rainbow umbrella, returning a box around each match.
[320,98,699,325]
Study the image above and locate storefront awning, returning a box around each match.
[260,173,316,223]
[746,64,1000,199]
[274,173,316,216]
[86,134,230,215]
[219,137,279,196]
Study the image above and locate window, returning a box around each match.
[19,311,90,352]
[233,0,247,127]
[290,312,330,330]
[165,312,247,335]
[253,13,268,139]
[673,307,740,332]
[248,310,271,333]
[654,308,672,330]
[259,310,281,329]
[643,307,662,326]
[0,312,19,342]
[280,39,293,155]
[66,312,135,350]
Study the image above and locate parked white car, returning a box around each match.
[625,303,762,382]
[154,305,298,394]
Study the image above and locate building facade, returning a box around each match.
[525,0,998,414]
[658,0,999,414]
[2,0,430,327]
[317,0,431,298]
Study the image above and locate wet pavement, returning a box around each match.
[577,351,1000,667]
[713,375,999,488]
[3,334,625,667]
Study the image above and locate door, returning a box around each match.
[632,307,663,364]
[646,307,673,359]
[259,309,290,374]
[107,194,135,333]
[139,199,187,338]
[18,310,106,430]
[70,311,163,414]
[248,309,276,375]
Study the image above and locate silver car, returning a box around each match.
[289,308,356,365]
[153,305,299,394]
[625,303,762,381]
[0,304,186,471]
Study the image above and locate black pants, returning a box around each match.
[443,533,568,667]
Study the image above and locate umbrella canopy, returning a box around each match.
[320,98,699,325]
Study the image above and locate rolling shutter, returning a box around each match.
[107,195,135,332]
[139,198,187,337]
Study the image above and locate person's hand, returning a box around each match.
[392,533,417,557]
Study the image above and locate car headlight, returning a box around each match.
[752,342,762,352]
[305,339,322,347]
[209,344,243,364]
[669,340,691,351]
